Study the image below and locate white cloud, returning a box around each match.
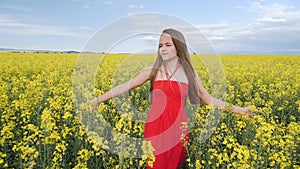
[104,1,112,5]
[193,2,300,53]
[0,15,92,37]
[79,26,94,31]
[255,17,287,23]
[82,1,91,8]
[129,4,144,9]
[141,35,158,43]
[234,5,244,9]
[250,2,293,16]
[71,0,91,9]
[0,15,28,27]
[0,2,32,13]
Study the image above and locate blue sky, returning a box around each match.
[0,0,299,53]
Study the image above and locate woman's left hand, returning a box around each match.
[241,106,257,118]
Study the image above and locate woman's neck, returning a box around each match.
[163,58,179,71]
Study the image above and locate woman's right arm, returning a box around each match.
[86,66,153,105]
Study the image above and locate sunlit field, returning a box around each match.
[0,52,299,168]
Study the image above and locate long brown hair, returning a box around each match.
[149,28,200,104]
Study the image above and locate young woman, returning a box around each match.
[87,28,255,168]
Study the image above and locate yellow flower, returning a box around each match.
[141,140,156,167]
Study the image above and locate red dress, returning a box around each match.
[144,80,189,169]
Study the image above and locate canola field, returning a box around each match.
[0,52,299,168]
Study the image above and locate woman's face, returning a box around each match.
[159,33,177,61]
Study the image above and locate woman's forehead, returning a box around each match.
[159,33,172,42]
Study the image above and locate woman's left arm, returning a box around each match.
[194,72,256,117]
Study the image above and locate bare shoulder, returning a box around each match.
[141,65,154,74]
[133,65,154,81]
[143,65,155,70]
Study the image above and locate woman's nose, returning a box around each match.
[160,46,166,50]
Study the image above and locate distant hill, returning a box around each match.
[0,48,80,53]
[1,48,298,54]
